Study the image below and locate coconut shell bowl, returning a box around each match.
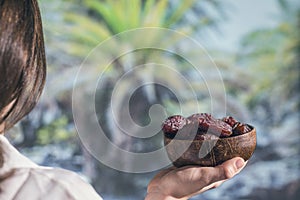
[162,113,256,167]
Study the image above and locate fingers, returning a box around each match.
[183,157,247,197]
[168,157,246,187]
[147,167,176,193]
[196,179,226,194]
[147,157,247,199]
[152,167,176,181]
[216,157,246,180]
[206,179,226,190]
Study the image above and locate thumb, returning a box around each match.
[216,157,246,181]
[178,157,247,197]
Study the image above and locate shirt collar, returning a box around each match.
[0,135,37,177]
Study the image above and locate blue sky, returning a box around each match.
[199,0,281,52]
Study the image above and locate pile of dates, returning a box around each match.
[162,113,252,140]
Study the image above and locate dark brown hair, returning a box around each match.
[0,0,46,133]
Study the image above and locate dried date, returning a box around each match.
[194,133,219,140]
[162,113,251,140]
[162,115,186,138]
[232,122,252,136]
[188,113,232,137]
[222,116,238,127]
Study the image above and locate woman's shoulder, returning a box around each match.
[0,167,103,200]
[0,135,102,200]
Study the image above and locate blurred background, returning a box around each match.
[7,0,300,199]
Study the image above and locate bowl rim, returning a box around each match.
[164,124,256,142]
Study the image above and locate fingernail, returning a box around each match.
[235,159,245,169]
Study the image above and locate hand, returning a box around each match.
[145,157,246,200]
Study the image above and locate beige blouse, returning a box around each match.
[0,135,103,200]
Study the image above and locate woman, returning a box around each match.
[0,0,246,199]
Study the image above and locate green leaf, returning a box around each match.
[165,0,196,27]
